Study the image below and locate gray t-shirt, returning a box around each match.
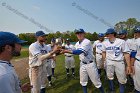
[0,60,21,93]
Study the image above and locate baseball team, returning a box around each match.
[0,27,140,93]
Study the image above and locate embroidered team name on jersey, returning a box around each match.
[41,50,48,54]
[97,45,102,48]
[106,46,120,50]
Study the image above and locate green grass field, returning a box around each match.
[19,49,134,93]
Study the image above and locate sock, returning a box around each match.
[104,70,107,79]
[119,83,125,93]
[98,69,101,75]
[52,68,55,76]
[135,90,140,93]
[71,68,75,75]
[128,75,134,85]
[66,68,69,74]
[47,75,52,82]
[82,86,87,93]
[98,86,105,93]
[40,88,46,93]
[109,80,114,91]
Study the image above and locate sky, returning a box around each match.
[0,0,140,34]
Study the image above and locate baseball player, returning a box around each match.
[49,38,57,78]
[64,38,76,78]
[118,30,133,49]
[93,33,104,75]
[41,44,53,88]
[130,27,140,93]
[118,30,134,86]
[61,29,105,93]
[102,28,131,93]
[29,31,60,93]
[0,32,31,93]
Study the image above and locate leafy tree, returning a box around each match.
[115,18,140,38]
[92,32,98,41]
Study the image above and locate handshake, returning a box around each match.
[52,45,70,55]
[52,45,65,55]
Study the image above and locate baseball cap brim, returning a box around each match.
[35,31,48,37]
[17,40,27,44]
[37,34,48,37]
[15,39,27,44]
[118,33,126,35]
[106,32,116,35]
[134,30,140,33]
[75,31,85,34]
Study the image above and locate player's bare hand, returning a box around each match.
[21,82,32,92]
[60,49,65,54]
[52,45,61,53]
[60,49,70,54]
[126,66,131,75]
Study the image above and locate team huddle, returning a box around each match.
[0,27,140,93]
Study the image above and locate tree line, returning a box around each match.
[18,18,140,45]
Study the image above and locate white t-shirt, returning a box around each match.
[102,38,130,61]
[0,61,21,93]
[75,38,95,63]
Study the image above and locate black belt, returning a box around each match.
[136,58,140,61]
[66,56,72,57]
[108,59,123,62]
[96,52,102,55]
[82,61,93,64]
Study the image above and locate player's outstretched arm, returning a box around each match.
[60,49,72,54]
[40,45,61,61]
[124,53,131,74]
[61,49,84,55]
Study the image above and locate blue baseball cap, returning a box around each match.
[134,27,140,33]
[35,31,47,37]
[118,30,127,35]
[98,33,104,37]
[0,31,26,46]
[106,28,116,35]
[51,38,56,43]
[74,29,85,34]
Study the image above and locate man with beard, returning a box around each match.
[29,31,60,93]
[0,31,31,93]
[118,30,134,88]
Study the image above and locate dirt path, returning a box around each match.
[11,57,29,80]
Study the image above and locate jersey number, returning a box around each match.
[115,51,120,56]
